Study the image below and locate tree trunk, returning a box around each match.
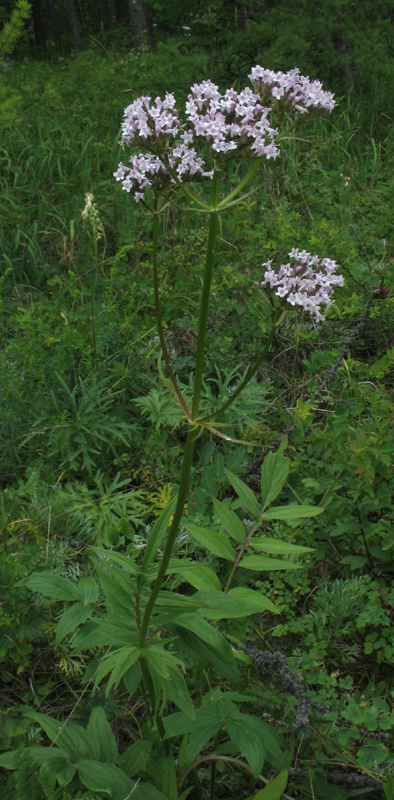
[128,0,152,47]
[47,0,61,55]
[240,4,249,32]
[91,0,101,32]
[32,0,46,49]
[66,0,84,52]
[109,0,117,25]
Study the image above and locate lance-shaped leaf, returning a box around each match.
[225,469,260,517]
[184,522,236,560]
[247,770,288,799]
[263,505,324,521]
[260,451,290,510]
[252,538,313,555]
[75,577,99,604]
[142,497,177,569]
[168,558,221,590]
[55,601,93,645]
[17,572,79,601]
[212,497,247,543]
[75,759,136,800]
[87,707,118,764]
[239,555,302,571]
[227,587,277,614]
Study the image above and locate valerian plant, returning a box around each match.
[4,67,344,800]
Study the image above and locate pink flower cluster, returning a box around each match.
[249,66,336,114]
[185,80,279,159]
[119,93,180,146]
[261,249,344,321]
[114,67,335,202]
[114,148,212,202]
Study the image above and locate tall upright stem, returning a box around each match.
[191,170,219,420]
[152,206,191,418]
[91,236,99,367]
[139,172,220,647]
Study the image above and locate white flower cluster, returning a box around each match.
[249,66,336,114]
[261,249,344,321]
[114,148,212,202]
[185,80,279,158]
[119,93,180,145]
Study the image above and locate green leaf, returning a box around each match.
[75,759,135,800]
[76,577,99,604]
[134,784,170,800]
[225,469,260,517]
[23,711,99,761]
[142,498,177,569]
[385,774,394,800]
[160,751,178,800]
[55,602,92,645]
[168,559,221,591]
[0,750,21,769]
[119,739,152,779]
[174,616,240,685]
[56,764,76,787]
[18,572,79,601]
[227,587,277,614]
[239,555,302,571]
[252,538,314,555]
[123,663,142,696]
[212,497,247,543]
[184,522,236,560]
[28,746,69,771]
[226,715,265,777]
[145,644,183,680]
[94,646,141,693]
[95,563,136,614]
[263,505,324,520]
[73,619,137,651]
[260,452,290,510]
[247,770,288,799]
[93,547,140,577]
[166,666,195,719]
[87,707,118,764]
[183,712,222,766]
[192,590,272,619]
[340,555,368,569]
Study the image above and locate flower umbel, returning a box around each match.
[261,249,344,321]
[249,66,336,114]
[186,80,279,159]
[119,93,180,146]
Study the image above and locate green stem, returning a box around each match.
[91,236,99,366]
[216,159,261,210]
[164,162,211,211]
[139,172,220,647]
[139,425,199,647]
[224,516,262,594]
[152,205,191,419]
[191,170,220,420]
[197,318,279,424]
[140,658,167,742]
